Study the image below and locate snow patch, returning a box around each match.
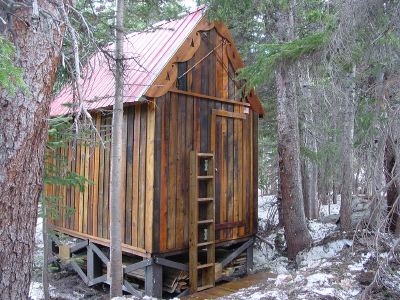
[305,273,334,287]
[314,287,336,296]
[348,252,372,271]
[297,239,352,269]
[308,220,336,241]
[264,290,289,300]
[258,195,279,228]
[274,274,293,286]
[29,281,84,300]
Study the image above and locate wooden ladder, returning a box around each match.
[189,151,216,293]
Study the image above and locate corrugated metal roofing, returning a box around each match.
[50,7,205,116]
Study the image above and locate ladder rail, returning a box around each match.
[189,151,216,293]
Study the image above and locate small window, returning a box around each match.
[176,61,188,91]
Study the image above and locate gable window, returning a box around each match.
[176,61,188,91]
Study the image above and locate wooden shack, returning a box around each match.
[47,6,265,298]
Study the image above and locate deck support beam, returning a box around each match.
[145,259,163,298]
[87,243,104,285]
[221,239,253,268]
[246,239,254,274]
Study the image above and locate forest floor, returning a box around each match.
[29,196,391,300]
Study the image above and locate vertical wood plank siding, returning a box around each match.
[152,29,257,254]
[48,105,154,253]
[47,29,258,255]
[153,92,255,253]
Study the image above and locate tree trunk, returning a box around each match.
[354,166,360,194]
[300,120,311,219]
[339,65,356,232]
[369,136,386,230]
[275,0,312,259]
[384,137,399,233]
[276,62,312,259]
[0,3,63,299]
[109,0,125,297]
[309,151,319,219]
[301,157,311,219]
[332,180,338,204]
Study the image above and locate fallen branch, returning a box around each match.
[256,234,274,249]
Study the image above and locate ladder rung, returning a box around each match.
[197,241,214,247]
[197,175,213,180]
[198,197,214,202]
[197,263,214,269]
[197,153,214,158]
[197,284,214,291]
[198,219,213,224]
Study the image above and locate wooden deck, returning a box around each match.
[184,272,277,299]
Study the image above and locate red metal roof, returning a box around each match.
[50,7,204,116]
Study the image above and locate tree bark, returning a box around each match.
[109,0,125,297]
[384,137,399,234]
[275,0,312,259]
[301,156,311,219]
[309,148,318,219]
[0,3,63,299]
[332,180,338,204]
[339,65,356,232]
[276,62,312,259]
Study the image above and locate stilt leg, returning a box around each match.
[145,260,163,298]
[246,240,254,274]
[87,243,103,283]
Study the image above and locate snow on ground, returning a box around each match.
[258,194,279,229]
[29,281,84,300]
[307,219,337,241]
[33,216,44,271]
[217,195,370,300]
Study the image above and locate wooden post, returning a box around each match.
[246,239,254,274]
[87,244,103,282]
[145,260,162,298]
[59,245,71,261]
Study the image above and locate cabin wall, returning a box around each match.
[47,103,155,255]
[151,28,258,254]
[153,92,257,254]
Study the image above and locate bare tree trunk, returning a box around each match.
[0,2,62,299]
[300,120,311,219]
[309,146,319,219]
[277,175,284,227]
[354,166,360,194]
[301,157,311,219]
[318,163,328,205]
[369,70,388,229]
[339,65,356,231]
[109,0,125,297]
[275,0,312,259]
[384,137,399,233]
[332,180,338,204]
[276,62,312,259]
[369,135,387,229]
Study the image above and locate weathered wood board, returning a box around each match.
[47,27,259,256]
